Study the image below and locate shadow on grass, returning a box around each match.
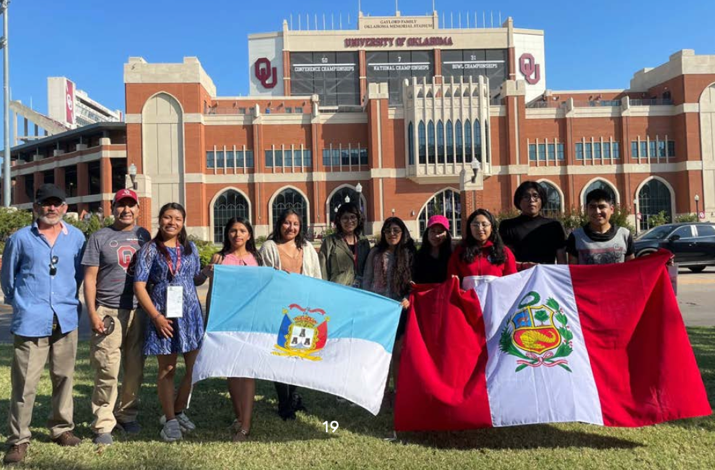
[399,424,643,450]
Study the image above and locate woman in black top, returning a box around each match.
[413,215,453,284]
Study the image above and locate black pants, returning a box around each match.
[274,382,298,417]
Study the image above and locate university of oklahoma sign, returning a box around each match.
[255,58,278,89]
[519,53,541,84]
[344,36,453,48]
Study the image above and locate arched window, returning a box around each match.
[418,189,461,238]
[538,181,562,218]
[328,187,362,224]
[213,190,249,243]
[638,179,673,231]
[446,120,454,163]
[407,122,414,165]
[582,180,617,207]
[464,119,472,161]
[427,121,436,164]
[272,188,308,231]
[474,119,482,162]
[418,121,426,164]
[437,120,445,163]
[455,119,463,163]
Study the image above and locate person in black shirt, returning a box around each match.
[413,215,453,284]
[499,181,567,269]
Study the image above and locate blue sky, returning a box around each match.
[3,0,714,138]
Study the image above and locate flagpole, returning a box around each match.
[1,0,9,207]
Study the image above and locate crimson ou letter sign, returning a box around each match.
[519,53,541,85]
[255,58,278,89]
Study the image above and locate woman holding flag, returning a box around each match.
[259,209,321,420]
[207,217,263,442]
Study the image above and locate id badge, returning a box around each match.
[166,285,184,318]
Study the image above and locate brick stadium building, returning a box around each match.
[11,12,715,242]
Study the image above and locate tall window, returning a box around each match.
[464,119,472,161]
[638,179,672,231]
[455,120,463,163]
[418,189,461,238]
[473,119,482,161]
[408,122,415,164]
[272,188,308,230]
[213,190,249,243]
[427,121,436,164]
[437,120,445,162]
[418,121,426,164]
[538,181,562,217]
[446,120,454,163]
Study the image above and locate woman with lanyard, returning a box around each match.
[259,209,321,420]
[319,202,370,288]
[206,216,262,442]
[134,202,211,442]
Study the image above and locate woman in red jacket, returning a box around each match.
[448,208,517,281]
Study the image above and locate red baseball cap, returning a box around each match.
[113,189,139,205]
[427,215,450,231]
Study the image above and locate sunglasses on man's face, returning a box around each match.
[49,256,59,276]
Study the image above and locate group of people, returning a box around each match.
[0,180,635,464]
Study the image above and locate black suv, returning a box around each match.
[634,222,715,272]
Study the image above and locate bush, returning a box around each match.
[64,214,114,238]
[554,205,635,234]
[495,209,520,224]
[0,207,33,242]
[188,235,219,268]
[675,213,698,223]
[646,210,670,228]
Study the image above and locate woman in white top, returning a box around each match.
[259,209,321,420]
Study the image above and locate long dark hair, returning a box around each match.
[334,202,364,237]
[153,202,192,256]
[375,217,415,297]
[218,217,263,266]
[417,224,453,263]
[268,209,306,249]
[460,209,506,265]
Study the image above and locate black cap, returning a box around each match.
[35,184,67,204]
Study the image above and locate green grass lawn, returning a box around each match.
[0,328,714,469]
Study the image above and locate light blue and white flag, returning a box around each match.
[192,265,403,414]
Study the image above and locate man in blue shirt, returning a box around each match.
[1,184,86,465]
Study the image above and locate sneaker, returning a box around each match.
[160,413,196,434]
[160,419,182,442]
[93,433,113,445]
[3,443,29,465]
[53,431,81,447]
[115,421,142,434]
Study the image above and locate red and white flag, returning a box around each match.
[395,250,711,431]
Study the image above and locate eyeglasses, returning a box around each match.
[521,193,541,201]
[340,215,358,222]
[49,255,59,276]
[470,222,492,229]
[385,228,402,235]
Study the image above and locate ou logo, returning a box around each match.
[117,245,138,274]
[255,58,278,89]
[519,53,541,85]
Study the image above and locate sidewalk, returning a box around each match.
[0,284,210,343]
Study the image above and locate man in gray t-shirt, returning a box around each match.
[567,188,635,265]
[81,189,150,445]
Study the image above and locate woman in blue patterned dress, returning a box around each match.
[134,202,212,442]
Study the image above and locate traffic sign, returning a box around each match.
[698,211,706,220]
[637,212,642,220]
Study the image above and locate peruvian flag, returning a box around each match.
[394,250,711,431]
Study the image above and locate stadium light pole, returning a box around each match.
[1,1,9,207]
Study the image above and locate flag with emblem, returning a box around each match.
[395,249,711,431]
[192,266,403,415]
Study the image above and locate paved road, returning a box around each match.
[0,267,713,342]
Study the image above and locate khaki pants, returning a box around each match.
[90,306,146,434]
[8,328,78,445]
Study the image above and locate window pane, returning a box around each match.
[603,143,611,159]
[658,140,666,157]
[640,142,647,158]
[529,144,536,161]
[696,225,715,237]
[575,143,583,160]
[631,141,638,158]
[246,151,254,167]
[613,142,620,159]
[274,150,283,167]
[323,149,331,166]
[668,141,675,157]
[585,143,592,159]
[216,151,225,168]
[649,141,656,158]
[360,148,368,165]
[557,143,564,160]
[206,151,215,169]
[226,150,235,167]
[594,143,602,159]
[284,149,293,167]
[538,144,546,161]
[265,150,273,168]
[351,148,359,165]
[303,150,312,167]
[548,144,555,160]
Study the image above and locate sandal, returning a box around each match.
[229,419,242,432]
[232,428,250,442]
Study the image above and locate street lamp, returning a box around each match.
[695,194,700,218]
[128,163,137,190]
[355,182,363,213]
[470,158,481,183]
[633,198,639,235]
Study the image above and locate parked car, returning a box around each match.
[634,222,715,272]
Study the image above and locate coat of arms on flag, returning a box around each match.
[273,304,330,361]
[499,291,573,372]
